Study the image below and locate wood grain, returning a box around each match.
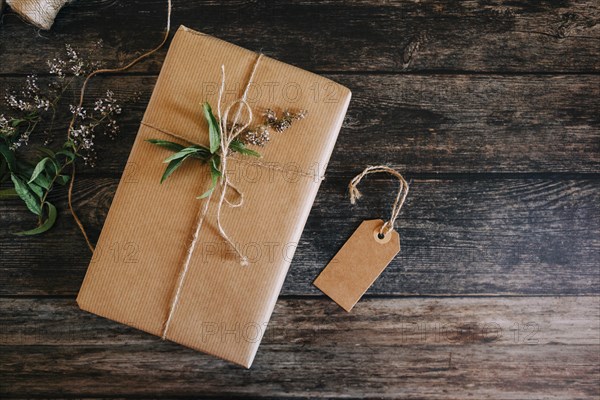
[1,297,598,398]
[1,177,598,296]
[0,74,598,175]
[0,0,599,74]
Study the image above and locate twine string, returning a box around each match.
[160,55,263,339]
[348,166,409,236]
[160,188,212,339]
[67,0,172,252]
[214,56,263,267]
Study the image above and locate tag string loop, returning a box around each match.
[348,166,409,236]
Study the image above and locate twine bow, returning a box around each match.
[349,166,409,236]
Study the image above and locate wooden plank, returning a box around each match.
[1,297,598,398]
[4,345,596,399]
[0,74,598,175]
[0,0,598,74]
[1,177,598,296]
[3,297,598,346]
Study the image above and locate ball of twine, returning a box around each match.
[6,0,70,30]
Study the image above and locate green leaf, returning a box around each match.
[197,157,221,199]
[229,139,261,158]
[28,181,44,198]
[211,154,221,171]
[147,138,211,162]
[146,139,185,153]
[0,143,16,172]
[203,102,221,154]
[163,148,194,163]
[0,188,18,199]
[33,172,52,190]
[14,202,57,236]
[63,140,75,150]
[163,146,209,163]
[55,174,70,186]
[196,187,214,199]
[11,174,42,215]
[27,156,57,190]
[56,150,76,161]
[160,154,190,184]
[28,157,51,184]
[189,146,212,160]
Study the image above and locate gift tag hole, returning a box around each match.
[373,226,393,244]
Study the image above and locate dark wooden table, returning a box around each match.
[1,1,599,398]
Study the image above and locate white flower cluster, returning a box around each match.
[1,114,28,150]
[47,57,67,78]
[70,105,87,120]
[47,43,102,78]
[1,42,120,168]
[0,114,16,138]
[70,124,94,148]
[69,90,123,166]
[5,75,50,112]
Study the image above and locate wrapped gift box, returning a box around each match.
[77,26,351,368]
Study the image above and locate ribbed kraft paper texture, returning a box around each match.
[77,26,351,368]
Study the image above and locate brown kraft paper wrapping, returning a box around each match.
[76,26,351,368]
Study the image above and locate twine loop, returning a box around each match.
[349,166,409,236]
[213,57,263,267]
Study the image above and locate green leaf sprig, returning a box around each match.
[0,139,76,235]
[147,102,260,199]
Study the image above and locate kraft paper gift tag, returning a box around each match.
[314,166,409,311]
[77,26,351,368]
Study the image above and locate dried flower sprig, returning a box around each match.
[241,108,307,146]
[147,103,307,198]
[0,43,125,235]
[69,89,122,167]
